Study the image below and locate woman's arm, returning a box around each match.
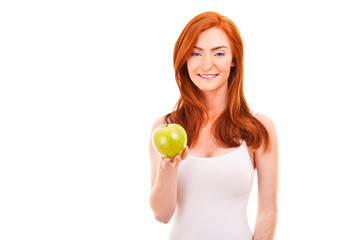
[253,113,279,240]
[148,117,188,224]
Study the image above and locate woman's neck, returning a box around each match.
[202,89,227,119]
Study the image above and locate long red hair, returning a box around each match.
[166,11,269,151]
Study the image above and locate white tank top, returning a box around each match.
[169,113,257,240]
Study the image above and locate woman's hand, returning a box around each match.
[160,146,189,169]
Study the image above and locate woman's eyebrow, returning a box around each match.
[193,46,229,51]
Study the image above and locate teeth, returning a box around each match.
[199,74,217,79]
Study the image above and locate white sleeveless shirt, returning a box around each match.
[169,113,256,240]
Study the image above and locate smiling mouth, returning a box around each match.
[198,74,219,79]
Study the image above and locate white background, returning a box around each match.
[1,0,360,239]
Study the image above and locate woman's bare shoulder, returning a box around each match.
[151,115,168,131]
[253,111,278,155]
[253,112,276,131]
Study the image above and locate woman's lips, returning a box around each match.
[198,74,219,79]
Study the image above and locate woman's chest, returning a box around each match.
[189,127,255,169]
[178,145,255,199]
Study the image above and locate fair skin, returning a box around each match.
[149,27,278,239]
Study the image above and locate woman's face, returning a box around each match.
[187,27,234,93]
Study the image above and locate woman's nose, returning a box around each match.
[201,55,213,71]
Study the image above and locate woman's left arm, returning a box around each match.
[253,113,279,240]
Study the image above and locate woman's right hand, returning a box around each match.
[160,146,189,169]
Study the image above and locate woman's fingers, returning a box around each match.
[170,155,181,167]
[160,157,171,169]
[160,147,189,168]
[181,146,189,160]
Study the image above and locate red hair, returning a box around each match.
[166,11,270,151]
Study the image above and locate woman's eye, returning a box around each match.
[215,52,225,56]
[191,52,200,56]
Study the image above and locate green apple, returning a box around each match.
[152,124,188,158]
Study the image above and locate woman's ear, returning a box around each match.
[231,58,235,67]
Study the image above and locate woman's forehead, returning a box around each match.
[194,27,231,49]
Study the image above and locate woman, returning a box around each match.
[149,11,278,240]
